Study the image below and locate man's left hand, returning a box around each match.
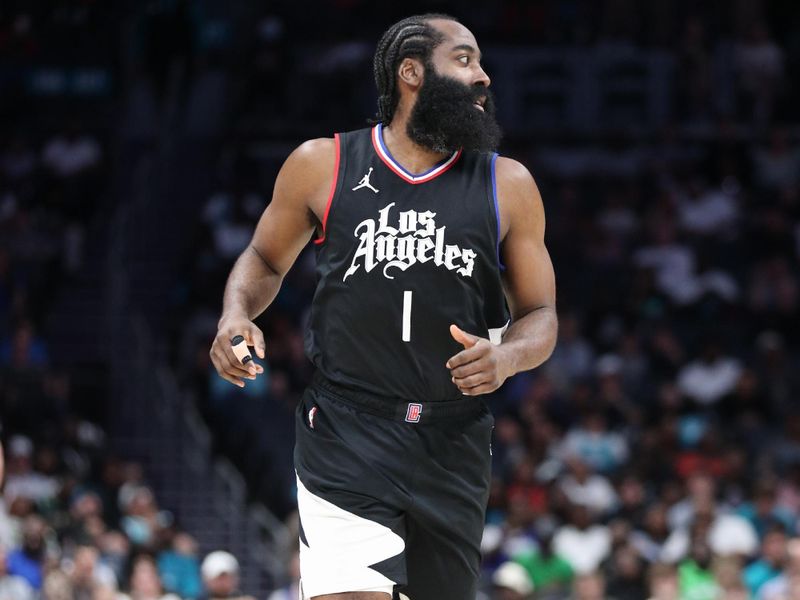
[446,324,511,395]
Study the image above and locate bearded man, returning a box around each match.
[210,13,558,600]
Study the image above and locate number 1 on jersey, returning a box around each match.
[402,290,412,342]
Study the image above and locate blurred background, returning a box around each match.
[1,0,799,599]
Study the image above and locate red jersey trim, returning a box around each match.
[314,133,341,245]
[371,124,461,185]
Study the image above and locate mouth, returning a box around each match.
[473,97,486,112]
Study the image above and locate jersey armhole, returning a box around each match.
[314,133,342,245]
[490,152,507,271]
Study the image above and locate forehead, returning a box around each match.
[428,19,479,53]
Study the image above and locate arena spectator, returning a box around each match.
[676,535,718,600]
[157,532,202,599]
[512,518,573,596]
[63,544,118,598]
[553,504,611,575]
[6,513,52,590]
[676,340,743,407]
[568,571,612,600]
[491,561,534,600]
[676,178,739,237]
[199,551,253,600]
[0,543,34,600]
[743,525,789,596]
[760,537,800,600]
[558,410,629,475]
[41,568,73,600]
[97,530,131,588]
[558,455,618,517]
[3,435,58,504]
[738,481,796,538]
[646,563,679,600]
[119,486,169,550]
[631,504,672,564]
[124,554,180,600]
[713,556,749,600]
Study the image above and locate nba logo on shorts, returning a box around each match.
[405,403,423,423]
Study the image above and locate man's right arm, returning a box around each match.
[210,138,335,387]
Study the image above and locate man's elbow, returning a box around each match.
[248,245,283,277]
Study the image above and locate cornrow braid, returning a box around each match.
[370,13,458,125]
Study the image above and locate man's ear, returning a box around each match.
[397,57,424,89]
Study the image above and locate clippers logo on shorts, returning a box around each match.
[343,202,477,282]
[405,403,423,423]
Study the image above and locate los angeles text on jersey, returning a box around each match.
[342,202,477,281]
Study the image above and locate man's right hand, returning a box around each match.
[210,315,266,388]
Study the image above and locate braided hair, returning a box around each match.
[370,13,458,125]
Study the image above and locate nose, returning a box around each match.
[474,64,491,88]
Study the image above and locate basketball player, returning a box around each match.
[210,14,557,600]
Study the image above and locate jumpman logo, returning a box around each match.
[352,167,379,193]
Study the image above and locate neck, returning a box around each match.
[381,112,451,175]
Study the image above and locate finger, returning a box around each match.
[210,353,245,388]
[221,371,246,388]
[221,338,257,375]
[216,343,262,377]
[450,358,491,379]
[230,335,254,366]
[459,382,497,396]
[247,326,267,360]
[212,346,256,379]
[220,335,264,379]
[449,324,480,349]
[446,343,489,369]
[453,372,492,389]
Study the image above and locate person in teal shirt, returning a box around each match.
[743,526,787,596]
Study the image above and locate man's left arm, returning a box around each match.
[448,157,557,395]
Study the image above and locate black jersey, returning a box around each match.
[304,124,509,402]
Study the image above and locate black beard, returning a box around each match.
[406,64,502,154]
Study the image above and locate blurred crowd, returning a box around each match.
[169,2,800,600]
[0,115,255,600]
[0,428,255,600]
[3,0,800,598]
[1,3,257,599]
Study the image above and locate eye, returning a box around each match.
[457,55,469,65]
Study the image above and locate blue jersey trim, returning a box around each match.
[491,153,507,271]
[376,123,456,178]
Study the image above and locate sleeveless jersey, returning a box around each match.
[304,124,510,402]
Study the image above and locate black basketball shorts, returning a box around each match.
[294,372,494,600]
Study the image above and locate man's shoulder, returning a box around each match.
[492,155,543,227]
[278,137,339,194]
[494,155,534,185]
[290,137,337,164]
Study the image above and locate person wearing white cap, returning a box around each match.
[199,551,253,600]
[492,561,534,600]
